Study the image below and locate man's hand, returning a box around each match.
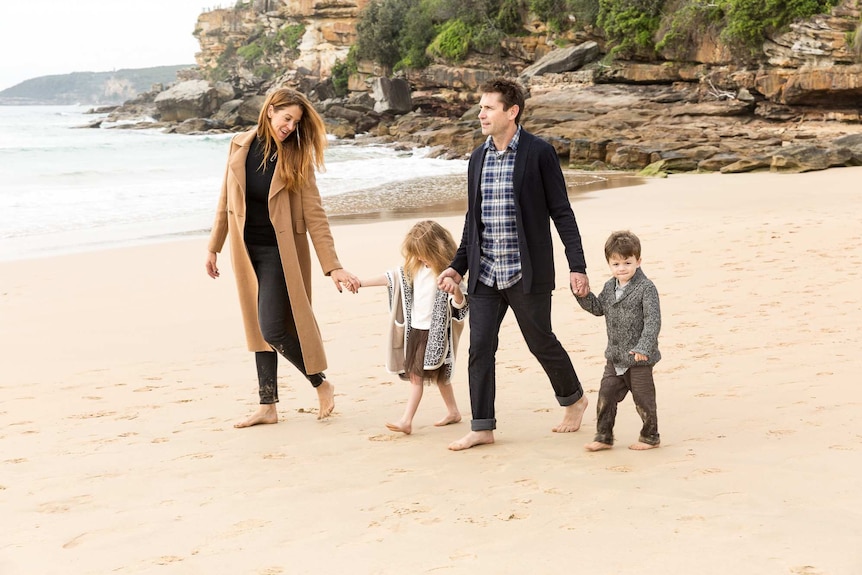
[570,272,589,297]
[437,268,462,294]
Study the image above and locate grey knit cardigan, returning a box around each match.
[575,267,661,367]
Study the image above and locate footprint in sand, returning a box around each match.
[369,434,396,441]
[607,465,632,473]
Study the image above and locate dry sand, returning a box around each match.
[1,168,860,574]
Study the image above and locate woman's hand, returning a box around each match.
[206,252,220,279]
[330,268,360,293]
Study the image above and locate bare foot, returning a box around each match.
[234,404,278,428]
[584,441,613,452]
[552,395,588,433]
[434,412,462,427]
[316,380,335,419]
[448,430,494,451]
[385,421,412,435]
[629,441,660,450]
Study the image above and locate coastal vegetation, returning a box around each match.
[353,0,843,67]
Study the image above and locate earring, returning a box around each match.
[296,124,301,148]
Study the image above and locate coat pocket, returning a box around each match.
[293,219,306,234]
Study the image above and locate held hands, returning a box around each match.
[437,268,462,294]
[570,272,590,298]
[331,268,360,293]
[206,252,220,279]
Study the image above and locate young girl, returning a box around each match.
[358,220,468,435]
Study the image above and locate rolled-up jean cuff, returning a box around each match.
[557,388,583,407]
[471,418,496,431]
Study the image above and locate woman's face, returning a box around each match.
[268,104,304,142]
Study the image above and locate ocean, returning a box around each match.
[0,105,470,261]
[0,105,637,262]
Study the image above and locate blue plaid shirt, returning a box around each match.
[478,126,522,289]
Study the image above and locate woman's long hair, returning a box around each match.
[401,220,457,283]
[256,87,327,192]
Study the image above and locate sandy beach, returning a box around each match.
[2,167,861,574]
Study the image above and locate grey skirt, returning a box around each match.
[404,328,447,385]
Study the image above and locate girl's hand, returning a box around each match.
[437,269,461,294]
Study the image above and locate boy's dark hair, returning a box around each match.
[479,77,526,124]
[604,230,642,260]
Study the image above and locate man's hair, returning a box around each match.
[604,230,642,261]
[479,77,526,124]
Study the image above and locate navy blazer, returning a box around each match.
[451,129,587,294]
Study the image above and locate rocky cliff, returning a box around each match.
[108,0,862,175]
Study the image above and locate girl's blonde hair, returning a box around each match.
[256,87,327,192]
[402,220,457,282]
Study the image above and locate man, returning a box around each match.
[438,77,590,451]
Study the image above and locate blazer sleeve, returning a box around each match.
[538,143,587,274]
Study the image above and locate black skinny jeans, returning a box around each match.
[247,244,325,404]
[467,280,584,431]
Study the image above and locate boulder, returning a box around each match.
[519,41,600,79]
[371,77,413,115]
[154,80,220,122]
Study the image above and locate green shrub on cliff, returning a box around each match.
[717,0,840,53]
[597,0,663,58]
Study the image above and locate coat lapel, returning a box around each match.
[228,129,256,197]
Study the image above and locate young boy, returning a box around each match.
[574,231,661,451]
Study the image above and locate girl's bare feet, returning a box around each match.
[433,412,462,427]
[629,441,660,450]
[584,441,612,451]
[552,395,588,433]
[316,380,335,419]
[448,430,494,451]
[385,421,412,435]
[234,404,278,428]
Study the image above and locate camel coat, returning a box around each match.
[207,129,341,374]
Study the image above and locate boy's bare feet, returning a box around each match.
[584,441,612,451]
[552,395,588,433]
[385,421,412,434]
[448,430,494,451]
[434,412,462,427]
[316,380,335,419]
[629,441,660,450]
[234,404,278,428]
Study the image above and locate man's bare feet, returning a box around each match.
[552,395,588,433]
[584,441,612,452]
[316,380,335,419]
[385,421,412,435]
[434,412,462,427]
[448,430,494,451]
[234,404,278,428]
[629,441,660,450]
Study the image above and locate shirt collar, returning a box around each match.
[484,125,522,153]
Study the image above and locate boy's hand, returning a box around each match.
[629,351,649,362]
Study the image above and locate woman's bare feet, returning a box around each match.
[385,420,412,435]
[234,404,278,428]
[629,441,660,450]
[552,395,589,433]
[584,441,612,452]
[434,412,462,427]
[448,430,494,451]
[316,380,335,419]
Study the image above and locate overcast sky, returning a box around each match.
[0,1,224,91]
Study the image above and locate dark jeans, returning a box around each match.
[468,280,583,431]
[594,360,659,446]
[248,244,325,405]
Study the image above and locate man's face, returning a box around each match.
[478,92,518,141]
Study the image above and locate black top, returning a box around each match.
[244,136,278,246]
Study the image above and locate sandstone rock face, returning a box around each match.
[519,41,600,79]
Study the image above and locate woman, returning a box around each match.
[205,88,359,428]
